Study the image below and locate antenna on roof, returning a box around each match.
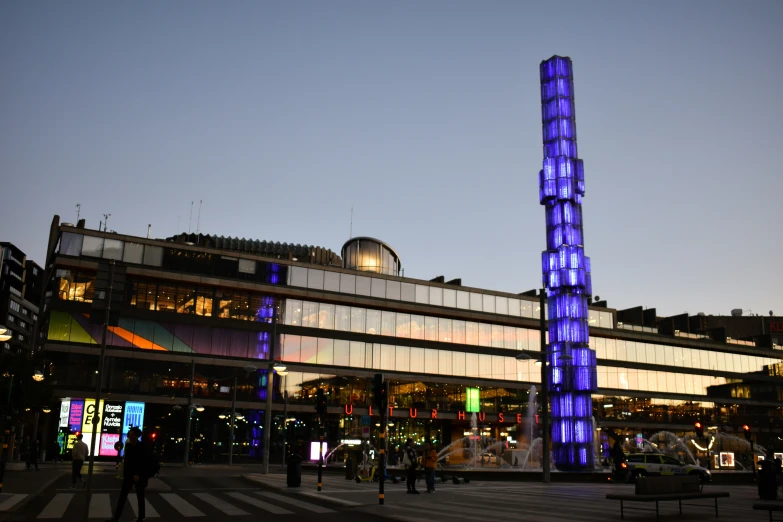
[188,201,193,233]
[103,213,111,232]
[350,207,353,239]
[76,203,81,222]
[196,200,202,234]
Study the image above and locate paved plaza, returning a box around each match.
[246,472,779,522]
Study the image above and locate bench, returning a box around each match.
[753,501,783,522]
[606,475,730,521]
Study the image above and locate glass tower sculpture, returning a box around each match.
[538,55,597,471]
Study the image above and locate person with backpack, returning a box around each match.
[106,427,159,522]
[403,438,420,494]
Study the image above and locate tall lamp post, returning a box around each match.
[273,364,288,467]
[516,349,572,484]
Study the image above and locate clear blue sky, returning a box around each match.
[1,1,781,317]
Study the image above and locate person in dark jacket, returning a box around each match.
[404,438,420,494]
[106,427,157,522]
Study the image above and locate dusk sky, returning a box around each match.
[1,1,781,318]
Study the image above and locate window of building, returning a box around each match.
[59,232,84,256]
[123,242,144,264]
[81,235,104,257]
[238,259,256,275]
[9,301,20,313]
[7,315,14,323]
[103,239,124,260]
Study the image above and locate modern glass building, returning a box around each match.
[38,218,783,466]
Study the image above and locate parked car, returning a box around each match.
[625,453,711,483]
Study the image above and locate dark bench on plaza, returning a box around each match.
[606,475,730,521]
[753,501,783,522]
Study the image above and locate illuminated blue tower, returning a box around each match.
[538,56,597,471]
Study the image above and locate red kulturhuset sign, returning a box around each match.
[342,404,534,423]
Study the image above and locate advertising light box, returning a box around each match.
[59,400,71,428]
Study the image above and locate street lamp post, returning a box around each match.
[274,366,289,468]
[261,310,279,474]
[516,306,573,485]
[538,289,549,483]
[183,360,195,466]
[229,375,237,466]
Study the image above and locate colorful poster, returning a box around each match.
[102,402,124,433]
[68,400,84,432]
[59,400,71,428]
[82,400,104,434]
[99,433,121,456]
[122,401,145,434]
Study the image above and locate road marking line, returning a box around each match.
[160,493,205,517]
[225,492,292,515]
[37,493,73,519]
[0,494,28,512]
[128,493,160,518]
[257,492,334,513]
[298,492,361,506]
[196,493,249,516]
[88,493,112,519]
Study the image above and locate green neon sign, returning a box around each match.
[466,387,480,413]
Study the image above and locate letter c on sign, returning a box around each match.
[409,408,417,419]
[344,404,353,415]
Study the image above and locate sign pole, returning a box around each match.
[317,416,323,491]
[379,383,387,505]
[84,260,113,521]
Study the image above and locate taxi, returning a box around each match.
[625,453,711,483]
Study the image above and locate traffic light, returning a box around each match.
[373,373,387,410]
[694,422,704,438]
[743,424,751,441]
[315,388,327,415]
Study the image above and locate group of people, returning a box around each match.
[402,438,439,494]
[68,428,159,522]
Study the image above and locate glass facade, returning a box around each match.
[287,265,614,326]
[341,237,401,276]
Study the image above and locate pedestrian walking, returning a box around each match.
[50,438,61,464]
[403,438,420,494]
[24,436,39,471]
[775,457,782,498]
[106,427,159,522]
[71,434,89,488]
[423,442,438,493]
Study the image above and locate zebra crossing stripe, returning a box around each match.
[256,492,335,513]
[160,493,205,517]
[88,493,112,519]
[37,493,73,519]
[196,493,249,516]
[225,492,292,515]
[128,493,160,518]
[0,494,28,512]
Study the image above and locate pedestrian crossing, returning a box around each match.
[0,493,28,512]
[5,489,337,519]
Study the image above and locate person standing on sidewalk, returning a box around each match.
[72,434,89,487]
[423,442,438,493]
[403,438,420,494]
[107,427,158,522]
